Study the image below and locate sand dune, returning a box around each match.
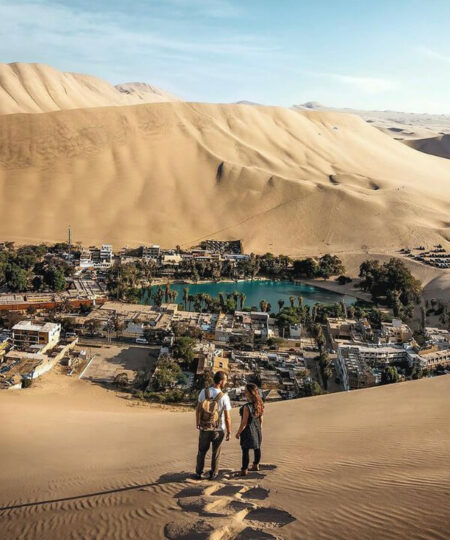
[0,371,449,539]
[294,102,450,140]
[0,102,449,254]
[0,63,179,115]
[405,134,450,159]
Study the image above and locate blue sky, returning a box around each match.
[1,0,449,112]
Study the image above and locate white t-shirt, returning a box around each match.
[198,387,232,432]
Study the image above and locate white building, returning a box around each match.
[425,327,450,350]
[12,321,61,352]
[336,344,410,391]
[289,324,301,339]
[380,319,413,344]
[418,349,450,369]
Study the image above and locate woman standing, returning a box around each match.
[235,383,264,476]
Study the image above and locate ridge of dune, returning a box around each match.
[0,63,179,115]
[404,134,450,159]
[0,101,449,253]
[0,372,449,539]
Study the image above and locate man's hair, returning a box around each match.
[213,370,227,385]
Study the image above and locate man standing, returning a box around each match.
[195,371,232,480]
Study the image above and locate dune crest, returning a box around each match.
[405,134,450,160]
[0,63,179,115]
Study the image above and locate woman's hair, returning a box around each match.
[246,383,264,418]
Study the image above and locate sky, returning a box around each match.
[1,0,449,113]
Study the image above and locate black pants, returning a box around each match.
[196,430,225,476]
[242,447,261,470]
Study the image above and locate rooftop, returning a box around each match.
[13,321,60,333]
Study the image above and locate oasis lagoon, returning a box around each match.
[142,280,356,310]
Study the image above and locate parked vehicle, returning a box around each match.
[136,337,149,345]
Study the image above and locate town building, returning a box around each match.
[336,346,377,391]
[418,349,450,369]
[194,342,229,377]
[380,319,413,344]
[142,245,161,260]
[327,317,372,350]
[12,321,61,352]
[336,344,411,391]
[425,327,450,350]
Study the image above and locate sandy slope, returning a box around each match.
[405,134,450,160]
[0,102,449,254]
[0,63,179,115]
[0,372,449,539]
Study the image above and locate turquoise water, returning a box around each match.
[142,280,356,310]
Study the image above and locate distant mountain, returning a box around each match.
[234,100,263,106]
[0,63,180,115]
[115,82,179,103]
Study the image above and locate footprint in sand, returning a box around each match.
[164,465,295,540]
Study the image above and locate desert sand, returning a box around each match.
[405,134,450,160]
[0,100,449,255]
[0,371,449,539]
[294,102,450,140]
[0,63,179,115]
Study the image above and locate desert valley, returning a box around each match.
[0,12,450,538]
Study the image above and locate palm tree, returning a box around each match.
[203,294,213,311]
[218,292,225,309]
[289,295,295,308]
[278,299,285,312]
[164,283,170,303]
[193,294,202,312]
[183,287,189,310]
[259,299,267,313]
[188,294,194,311]
[297,296,303,309]
[239,292,246,310]
[233,290,239,306]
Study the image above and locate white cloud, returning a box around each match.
[328,74,395,93]
[296,69,396,94]
[161,0,241,18]
[418,46,450,65]
[0,1,273,71]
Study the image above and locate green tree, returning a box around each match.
[277,299,285,312]
[183,287,189,310]
[293,258,319,278]
[44,265,66,291]
[318,254,345,278]
[5,264,28,292]
[381,365,400,385]
[172,337,196,370]
[152,356,186,391]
